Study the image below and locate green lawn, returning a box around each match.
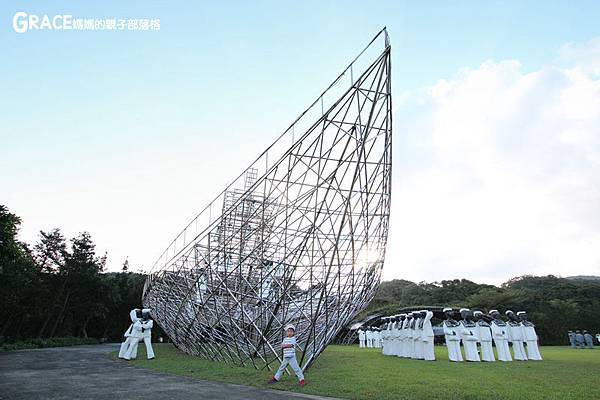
[113,344,600,399]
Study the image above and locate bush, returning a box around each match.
[0,337,99,352]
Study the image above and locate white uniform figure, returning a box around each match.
[381,319,389,355]
[405,313,414,359]
[442,308,463,362]
[386,318,395,355]
[374,328,382,348]
[489,310,512,362]
[459,308,480,362]
[396,315,406,357]
[388,315,398,356]
[518,311,542,360]
[413,312,424,359]
[421,310,435,361]
[400,314,410,358]
[358,328,366,348]
[124,309,155,360]
[473,311,495,362]
[390,316,400,356]
[119,309,141,359]
[387,318,395,354]
[365,328,373,348]
[505,310,527,361]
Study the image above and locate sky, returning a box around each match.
[1,1,599,284]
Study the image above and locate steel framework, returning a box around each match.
[143,28,392,372]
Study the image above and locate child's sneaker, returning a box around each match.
[267,377,278,384]
[299,379,306,387]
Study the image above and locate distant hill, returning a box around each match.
[356,275,600,345]
[565,275,600,281]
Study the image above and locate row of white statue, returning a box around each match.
[360,309,436,360]
[358,308,542,362]
[117,308,155,360]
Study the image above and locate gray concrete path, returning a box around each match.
[0,344,338,400]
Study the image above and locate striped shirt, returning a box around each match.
[282,336,297,358]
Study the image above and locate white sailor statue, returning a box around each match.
[124,308,155,360]
[505,310,527,361]
[118,308,141,359]
[397,314,407,358]
[390,315,402,356]
[390,316,400,356]
[404,313,414,359]
[358,328,366,348]
[381,318,390,355]
[473,311,495,362]
[489,310,512,362]
[459,308,480,362]
[518,311,542,360]
[366,327,373,348]
[374,327,382,348]
[442,308,463,362]
[421,310,435,361]
[412,311,423,360]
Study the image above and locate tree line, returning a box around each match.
[363,276,600,345]
[2,204,598,346]
[0,205,147,343]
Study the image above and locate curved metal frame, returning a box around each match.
[143,28,392,372]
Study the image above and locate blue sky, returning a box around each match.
[2,1,599,283]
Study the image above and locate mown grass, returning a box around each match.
[113,344,600,399]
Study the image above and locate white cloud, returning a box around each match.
[386,40,600,284]
[558,37,600,77]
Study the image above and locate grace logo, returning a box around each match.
[12,11,73,33]
[12,11,161,32]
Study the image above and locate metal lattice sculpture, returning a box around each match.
[143,28,392,371]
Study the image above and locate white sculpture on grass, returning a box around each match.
[459,308,480,362]
[489,310,512,362]
[123,309,155,360]
[421,310,435,361]
[473,310,495,362]
[506,310,527,361]
[119,309,141,359]
[518,311,542,360]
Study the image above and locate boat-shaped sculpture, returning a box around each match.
[143,28,392,371]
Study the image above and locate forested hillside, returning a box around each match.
[362,276,600,344]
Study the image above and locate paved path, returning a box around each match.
[0,344,338,400]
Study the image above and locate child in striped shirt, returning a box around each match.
[268,324,305,386]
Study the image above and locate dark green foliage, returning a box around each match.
[362,275,600,345]
[0,204,151,344]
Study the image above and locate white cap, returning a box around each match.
[459,308,470,313]
[442,307,453,312]
[473,311,483,316]
[284,324,295,331]
[489,309,498,314]
[517,311,526,315]
[505,310,513,315]
[142,308,152,313]
[407,312,413,316]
